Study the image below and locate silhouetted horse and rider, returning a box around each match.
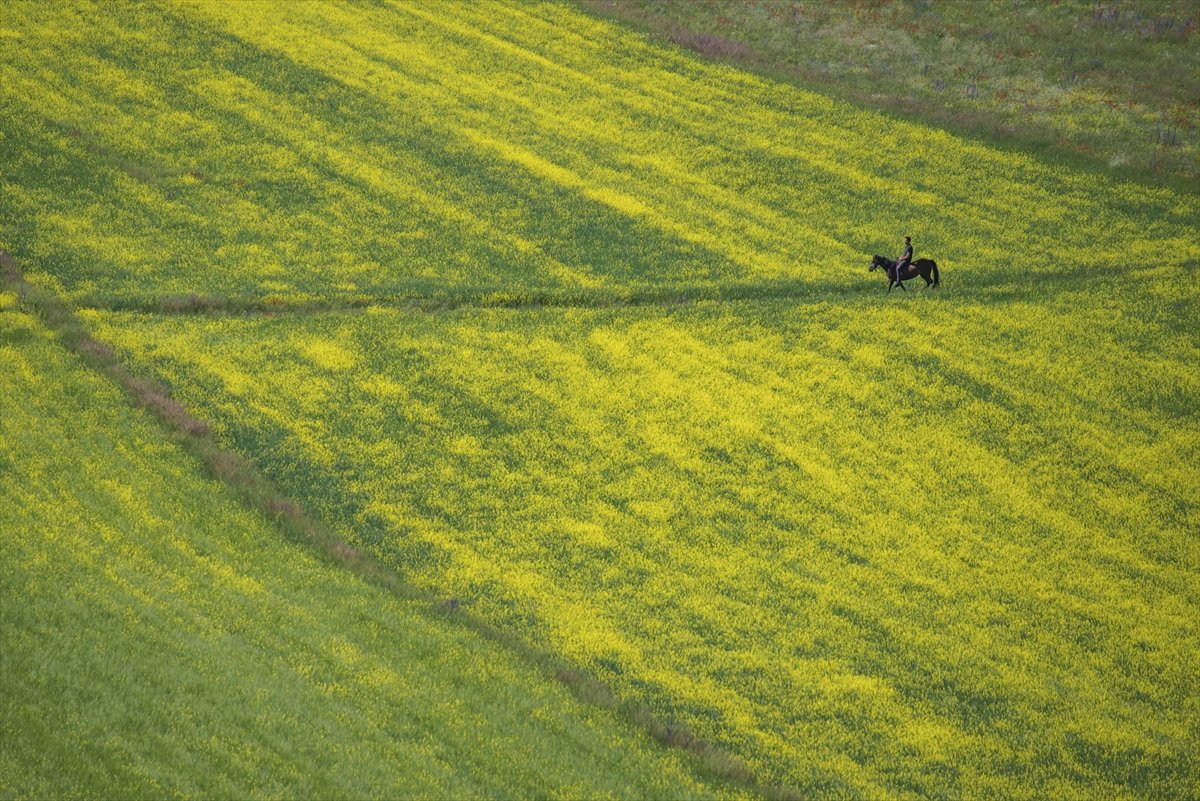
[869,236,940,291]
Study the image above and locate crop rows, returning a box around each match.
[3,0,1198,798]
[0,313,743,799]
[87,271,1199,799]
[1,1,1196,309]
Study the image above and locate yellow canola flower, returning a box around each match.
[87,276,1200,800]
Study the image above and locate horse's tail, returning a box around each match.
[931,260,940,287]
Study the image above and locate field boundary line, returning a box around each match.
[1,250,800,801]
[65,260,1188,319]
[74,282,845,317]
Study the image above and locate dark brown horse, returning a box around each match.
[870,255,940,292]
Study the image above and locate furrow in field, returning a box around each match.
[0,310,748,800]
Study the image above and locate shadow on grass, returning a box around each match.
[1,250,801,801]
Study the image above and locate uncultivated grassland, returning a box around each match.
[0,313,742,800]
[3,0,1199,799]
[581,0,1200,185]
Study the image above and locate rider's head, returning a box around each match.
[904,236,911,243]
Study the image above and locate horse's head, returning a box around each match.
[868,255,886,272]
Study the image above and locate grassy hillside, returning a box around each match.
[87,276,1199,799]
[2,0,1198,799]
[1,0,1196,310]
[0,310,743,799]
[581,0,1200,187]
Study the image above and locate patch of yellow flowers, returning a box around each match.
[88,270,1200,798]
[1,0,1196,305]
[6,0,1199,796]
[2,312,744,799]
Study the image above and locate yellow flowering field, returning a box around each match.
[0,312,743,799]
[87,263,1200,799]
[6,0,1199,798]
[1,0,1197,308]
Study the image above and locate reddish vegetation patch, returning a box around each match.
[207,449,242,482]
[127,375,212,437]
[668,29,747,60]
[0,250,17,276]
[264,496,302,519]
[77,338,116,361]
[333,541,362,561]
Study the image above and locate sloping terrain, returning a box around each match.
[2,1,1195,308]
[581,0,1200,185]
[88,279,1198,799]
[2,1,1198,799]
[0,311,742,799]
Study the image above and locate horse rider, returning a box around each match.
[895,236,913,285]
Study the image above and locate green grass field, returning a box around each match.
[2,1,1198,799]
